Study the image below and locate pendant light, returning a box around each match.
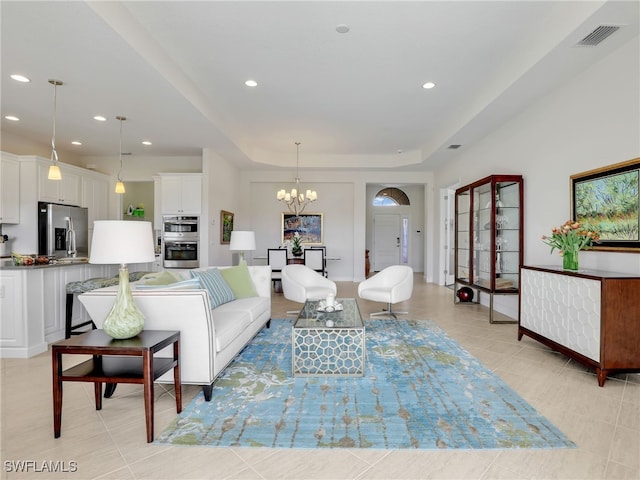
[47,80,63,180]
[115,116,126,194]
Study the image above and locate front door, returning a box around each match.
[373,214,400,271]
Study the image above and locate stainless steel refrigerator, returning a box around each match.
[37,202,89,259]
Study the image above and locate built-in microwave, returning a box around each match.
[162,216,199,268]
[163,216,199,235]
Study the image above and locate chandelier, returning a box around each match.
[276,142,317,215]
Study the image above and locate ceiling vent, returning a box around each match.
[575,25,621,47]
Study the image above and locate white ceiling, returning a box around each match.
[1,1,638,171]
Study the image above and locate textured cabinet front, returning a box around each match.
[521,268,600,361]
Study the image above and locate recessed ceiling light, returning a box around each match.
[93,115,106,121]
[245,80,258,87]
[10,74,30,83]
[71,141,82,146]
[336,24,350,34]
[142,141,152,146]
[5,115,19,121]
[422,82,436,89]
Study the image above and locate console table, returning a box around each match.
[52,329,181,442]
[519,266,640,386]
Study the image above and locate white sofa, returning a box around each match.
[79,265,271,401]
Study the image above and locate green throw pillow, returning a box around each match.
[220,264,258,298]
[190,268,236,308]
[139,271,182,285]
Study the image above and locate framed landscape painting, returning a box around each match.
[282,213,323,244]
[571,157,639,251]
[220,210,234,244]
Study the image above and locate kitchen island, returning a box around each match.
[0,260,153,358]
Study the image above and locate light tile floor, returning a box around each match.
[1,277,638,479]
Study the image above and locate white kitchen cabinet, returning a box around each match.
[82,173,109,226]
[0,270,34,357]
[38,163,80,205]
[0,152,20,223]
[160,174,202,214]
[0,268,47,358]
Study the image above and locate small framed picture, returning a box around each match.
[220,210,234,244]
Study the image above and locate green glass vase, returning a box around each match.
[562,250,579,271]
[102,268,145,339]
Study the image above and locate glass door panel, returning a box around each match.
[455,189,470,282]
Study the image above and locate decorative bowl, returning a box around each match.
[11,253,36,266]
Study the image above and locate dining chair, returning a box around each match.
[303,248,325,277]
[310,246,328,276]
[267,248,288,290]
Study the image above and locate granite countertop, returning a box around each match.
[0,258,89,270]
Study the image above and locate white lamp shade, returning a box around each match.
[89,220,156,264]
[229,231,256,252]
[48,164,62,180]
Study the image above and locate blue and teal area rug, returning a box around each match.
[156,319,574,450]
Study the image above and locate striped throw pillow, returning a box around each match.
[190,268,236,308]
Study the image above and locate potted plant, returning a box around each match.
[291,232,303,257]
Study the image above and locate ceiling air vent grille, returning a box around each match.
[576,25,620,47]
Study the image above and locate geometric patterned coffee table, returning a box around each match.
[292,298,365,377]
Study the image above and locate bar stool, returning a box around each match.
[65,271,151,338]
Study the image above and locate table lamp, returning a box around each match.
[89,221,156,339]
[229,231,256,265]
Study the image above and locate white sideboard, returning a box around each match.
[519,265,640,386]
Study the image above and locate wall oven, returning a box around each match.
[162,216,199,268]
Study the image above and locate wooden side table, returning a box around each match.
[52,329,181,443]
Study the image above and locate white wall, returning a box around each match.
[203,149,242,266]
[248,180,356,281]
[432,35,640,318]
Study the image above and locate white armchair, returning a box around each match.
[281,264,337,308]
[357,265,414,318]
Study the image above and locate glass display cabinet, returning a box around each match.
[454,174,523,323]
